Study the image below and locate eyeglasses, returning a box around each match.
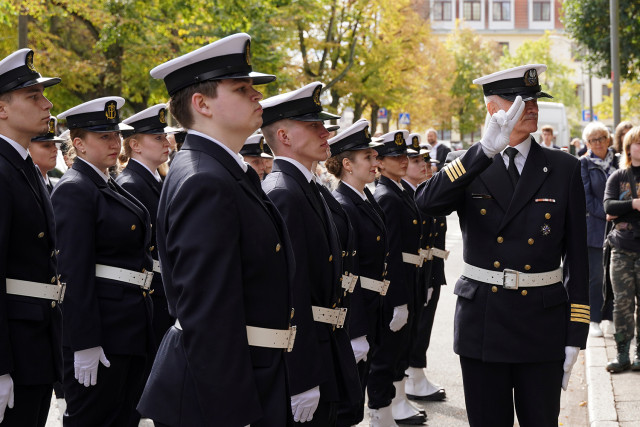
[588,136,608,145]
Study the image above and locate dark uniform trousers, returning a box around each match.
[0,140,62,427]
[415,140,589,426]
[52,160,154,427]
[138,136,294,427]
[263,159,361,426]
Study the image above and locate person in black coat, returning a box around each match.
[0,48,62,427]
[415,65,589,427]
[428,129,450,171]
[373,130,426,425]
[137,33,296,427]
[53,96,154,427]
[116,104,176,356]
[30,116,65,194]
[261,82,361,426]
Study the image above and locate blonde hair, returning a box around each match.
[614,121,633,153]
[621,126,640,169]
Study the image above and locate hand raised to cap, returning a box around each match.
[480,95,525,158]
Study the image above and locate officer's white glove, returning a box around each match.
[425,288,434,306]
[351,335,370,363]
[480,95,525,158]
[290,386,320,423]
[561,346,580,391]
[74,346,110,387]
[389,304,409,332]
[0,374,14,423]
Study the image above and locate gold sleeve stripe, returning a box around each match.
[456,158,467,174]
[451,159,463,177]
[572,308,590,315]
[571,312,590,319]
[570,317,590,324]
[571,303,590,310]
[448,164,460,179]
[443,166,455,182]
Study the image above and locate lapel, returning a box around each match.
[125,160,162,196]
[364,186,386,222]
[0,139,45,209]
[380,175,418,217]
[478,153,513,213]
[337,182,385,232]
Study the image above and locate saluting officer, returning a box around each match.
[373,131,426,425]
[261,82,361,426]
[137,33,296,427]
[0,48,62,427]
[240,133,272,180]
[415,64,589,426]
[30,116,65,193]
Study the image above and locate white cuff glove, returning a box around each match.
[425,287,434,306]
[480,95,525,158]
[561,346,580,391]
[389,304,409,332]
[0,374,14,423]
[74,346,110,387]
[351,335,370,363]
[291,385,320,423]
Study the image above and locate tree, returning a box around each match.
[595,81,640,122]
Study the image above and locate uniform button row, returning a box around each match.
[491,286,528,296]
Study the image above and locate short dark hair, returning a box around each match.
[169,80,219,129]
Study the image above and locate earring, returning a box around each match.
[81,150,86,154]
[349,170,353,174]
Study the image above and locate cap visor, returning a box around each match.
[260,153,273,159]
[9,77,61,93]
[31,135,66,143]
[85,123,134,133]
[499,91,553,102]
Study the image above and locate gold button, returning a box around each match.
[497,236,504,243]
[149,245,155,251]
[440,222,445,227]
[435,232,438,236]
[376,235,381,241]
[412,219,418,225]
[38,232,44,238]
[276,243,281,252]
[433,218,437,223]
[426,245,430,249]
[422,220,426,225]
[429,233,433,237]
[382,271,387,277]
[524,264,531,271]
[332,303,337,308]
[342,251,346,257]
[51,276,56,283]
[338,298,341,304]
[51,301,56,308]
[143,291,147,297]
[528,238,534,245]
[149,289,155,294]
[521,290,528,296]
[480,209,486,215]
[329,255,333,262]
[291,308,295,319]
[142,268,146,273]
[491,286,498,293]
[352,250,357,256]
[493,261,500,268]
[51,250,55,257]
[56,250,60,255]
[131,225,136,231]
[545,213,551,219]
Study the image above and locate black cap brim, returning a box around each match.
[31,135,66,143]
[223,71,276,85]
[84,123,134,133]
[293,111,342,122]
[499,91,553,102]
[9,76,61,93]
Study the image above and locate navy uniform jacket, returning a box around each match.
[334,182,388,341]
[435,144,451,171]
[0,138,62,385]
[52,159,154,356]
[263,159,361,405]
[138,135,294,426]
[415,140,589,362]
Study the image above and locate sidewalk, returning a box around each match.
[586,328,639,426]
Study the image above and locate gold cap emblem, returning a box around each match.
[364,126,370,139]
[25,51,36,72]
[48,118,56,134]
[158,108,166,124]
[245,40,251,66]
[412,136,419,148]
[312,86,322,107]
[259,137,264,151]
[105,101,117,120]
[524,69,538,87]
[394,132,404,146]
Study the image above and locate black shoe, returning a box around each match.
[394,413,427,425]
[407,389,446,401]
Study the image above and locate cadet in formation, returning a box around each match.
[30,116,65,194]
[240,133,272,180]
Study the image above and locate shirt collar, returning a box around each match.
[187,130,248,172]
[342,181,367,201]
[275,156,314,183]
[1,134,28,160]
[77,156,109,183]
[501,136,532,159]
[402,178,417,192]
[131,158,162,182]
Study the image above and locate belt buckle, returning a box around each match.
[58,281,67,303]
[286,326,297,352]
[142,271,154,290]
[380,279,390,296]
[503,269,519,290]
[335,308,348,328]
[421,248,433,261]
[342,274,357,293]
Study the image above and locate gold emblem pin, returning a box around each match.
[105,101,117,120]
[524,69,538,87]
[48,118,56,134]
[364,126,370,139]
[158,109,166,124]
[412,136,419,148]
[245,41,251,66]
[25,51,36,72]
[259,138,264,151]
[312,86,322,107]
[394,132,403,146]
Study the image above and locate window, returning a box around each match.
[532,0,550,21]
[463,0,481,21]
[433,0,452,21]
[493,1,510,21]
[602,84,612,98]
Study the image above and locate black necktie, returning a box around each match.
[108,179,119,193]
[505,147,520,188]
[24,156,43,198]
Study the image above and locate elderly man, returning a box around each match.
[415,64,589,427]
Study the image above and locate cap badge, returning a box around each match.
[412,136,419,149]
[25,51,36,72]
[394,132,403,146]
[364,126,370,139]
[259,138,264,151]
[245,40,251,66]
[524,69,538,87]
[48,118,55,134]
[312,86,322,107]
[158,109,167,124]
[105,101,117,120]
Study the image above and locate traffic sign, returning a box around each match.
[399,113,411,125]
[378,108,388,124]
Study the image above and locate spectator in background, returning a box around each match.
[428,129,450,171]
[580,121,617,337]
[613,121,633,154]
[540,124,560,149]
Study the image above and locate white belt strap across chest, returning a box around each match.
[174,320,296,352]
[360,276,390,296]
[312,306,347,328]
[462,263,563,289]
[152,260,162,274]
[341,273,358,293]
[95,264,154,290]
[6,278,66,303]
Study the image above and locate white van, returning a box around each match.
[531,101,570,148]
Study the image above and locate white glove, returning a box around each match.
[0,374,14,423]
[480,95,525,158]
[389,304,409,332]
[351,335,370,363]
[561,346,580,391]
[425,288,434,306]
[74,346,110,387]
[290,386,320,423]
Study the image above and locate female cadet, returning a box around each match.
[372,130,426,426]
[116,104,175,352]
[53,97,154,426]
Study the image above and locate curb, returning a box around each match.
[586,335,618,426]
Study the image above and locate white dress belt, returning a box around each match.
[462,263,563,290]
[420,247,450,261]
[174,320,296,352]
[152,260,162,274]
[402,252,424,267]
[341,273,358,293]
[6,278,66,303]
[95,264,154,290]
[311,306,347,328]
[360,276,390,296]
